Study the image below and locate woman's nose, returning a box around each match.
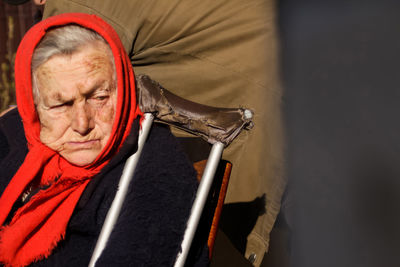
[71,103,94,135]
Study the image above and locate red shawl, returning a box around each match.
[0,13,142,266]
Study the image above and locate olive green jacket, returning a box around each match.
[43,1,285,265]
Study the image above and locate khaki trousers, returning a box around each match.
[43,1,285,265]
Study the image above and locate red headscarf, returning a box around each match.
[0,13,142,266]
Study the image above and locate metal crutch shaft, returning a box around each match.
[88,113,154,267]
[174,142,225,267]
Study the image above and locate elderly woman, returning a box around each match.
[0,14,205,266]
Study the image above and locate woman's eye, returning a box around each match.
[90,94,110,103]
[51,103,66,109]
[95,95,108,101]
[88,95,109,106]
[49,101,73,110]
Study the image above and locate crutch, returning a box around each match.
[89,75,253,267]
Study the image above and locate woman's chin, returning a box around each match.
[61,149,100,166]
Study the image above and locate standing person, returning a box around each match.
[42,0,285,265]
[2,0,286,265]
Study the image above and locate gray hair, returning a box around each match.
[31,25,115,103]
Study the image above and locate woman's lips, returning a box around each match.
[66,139,100,149]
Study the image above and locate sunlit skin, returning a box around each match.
[33,0,46,5]
[35,41,117,166]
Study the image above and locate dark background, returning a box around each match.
[0,1,37,111]
[279,0,400,266]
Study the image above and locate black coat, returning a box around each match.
[0,109,208,266]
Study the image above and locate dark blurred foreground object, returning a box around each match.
[280,0,400,266]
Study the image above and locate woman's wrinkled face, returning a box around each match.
[35,41,117,166]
